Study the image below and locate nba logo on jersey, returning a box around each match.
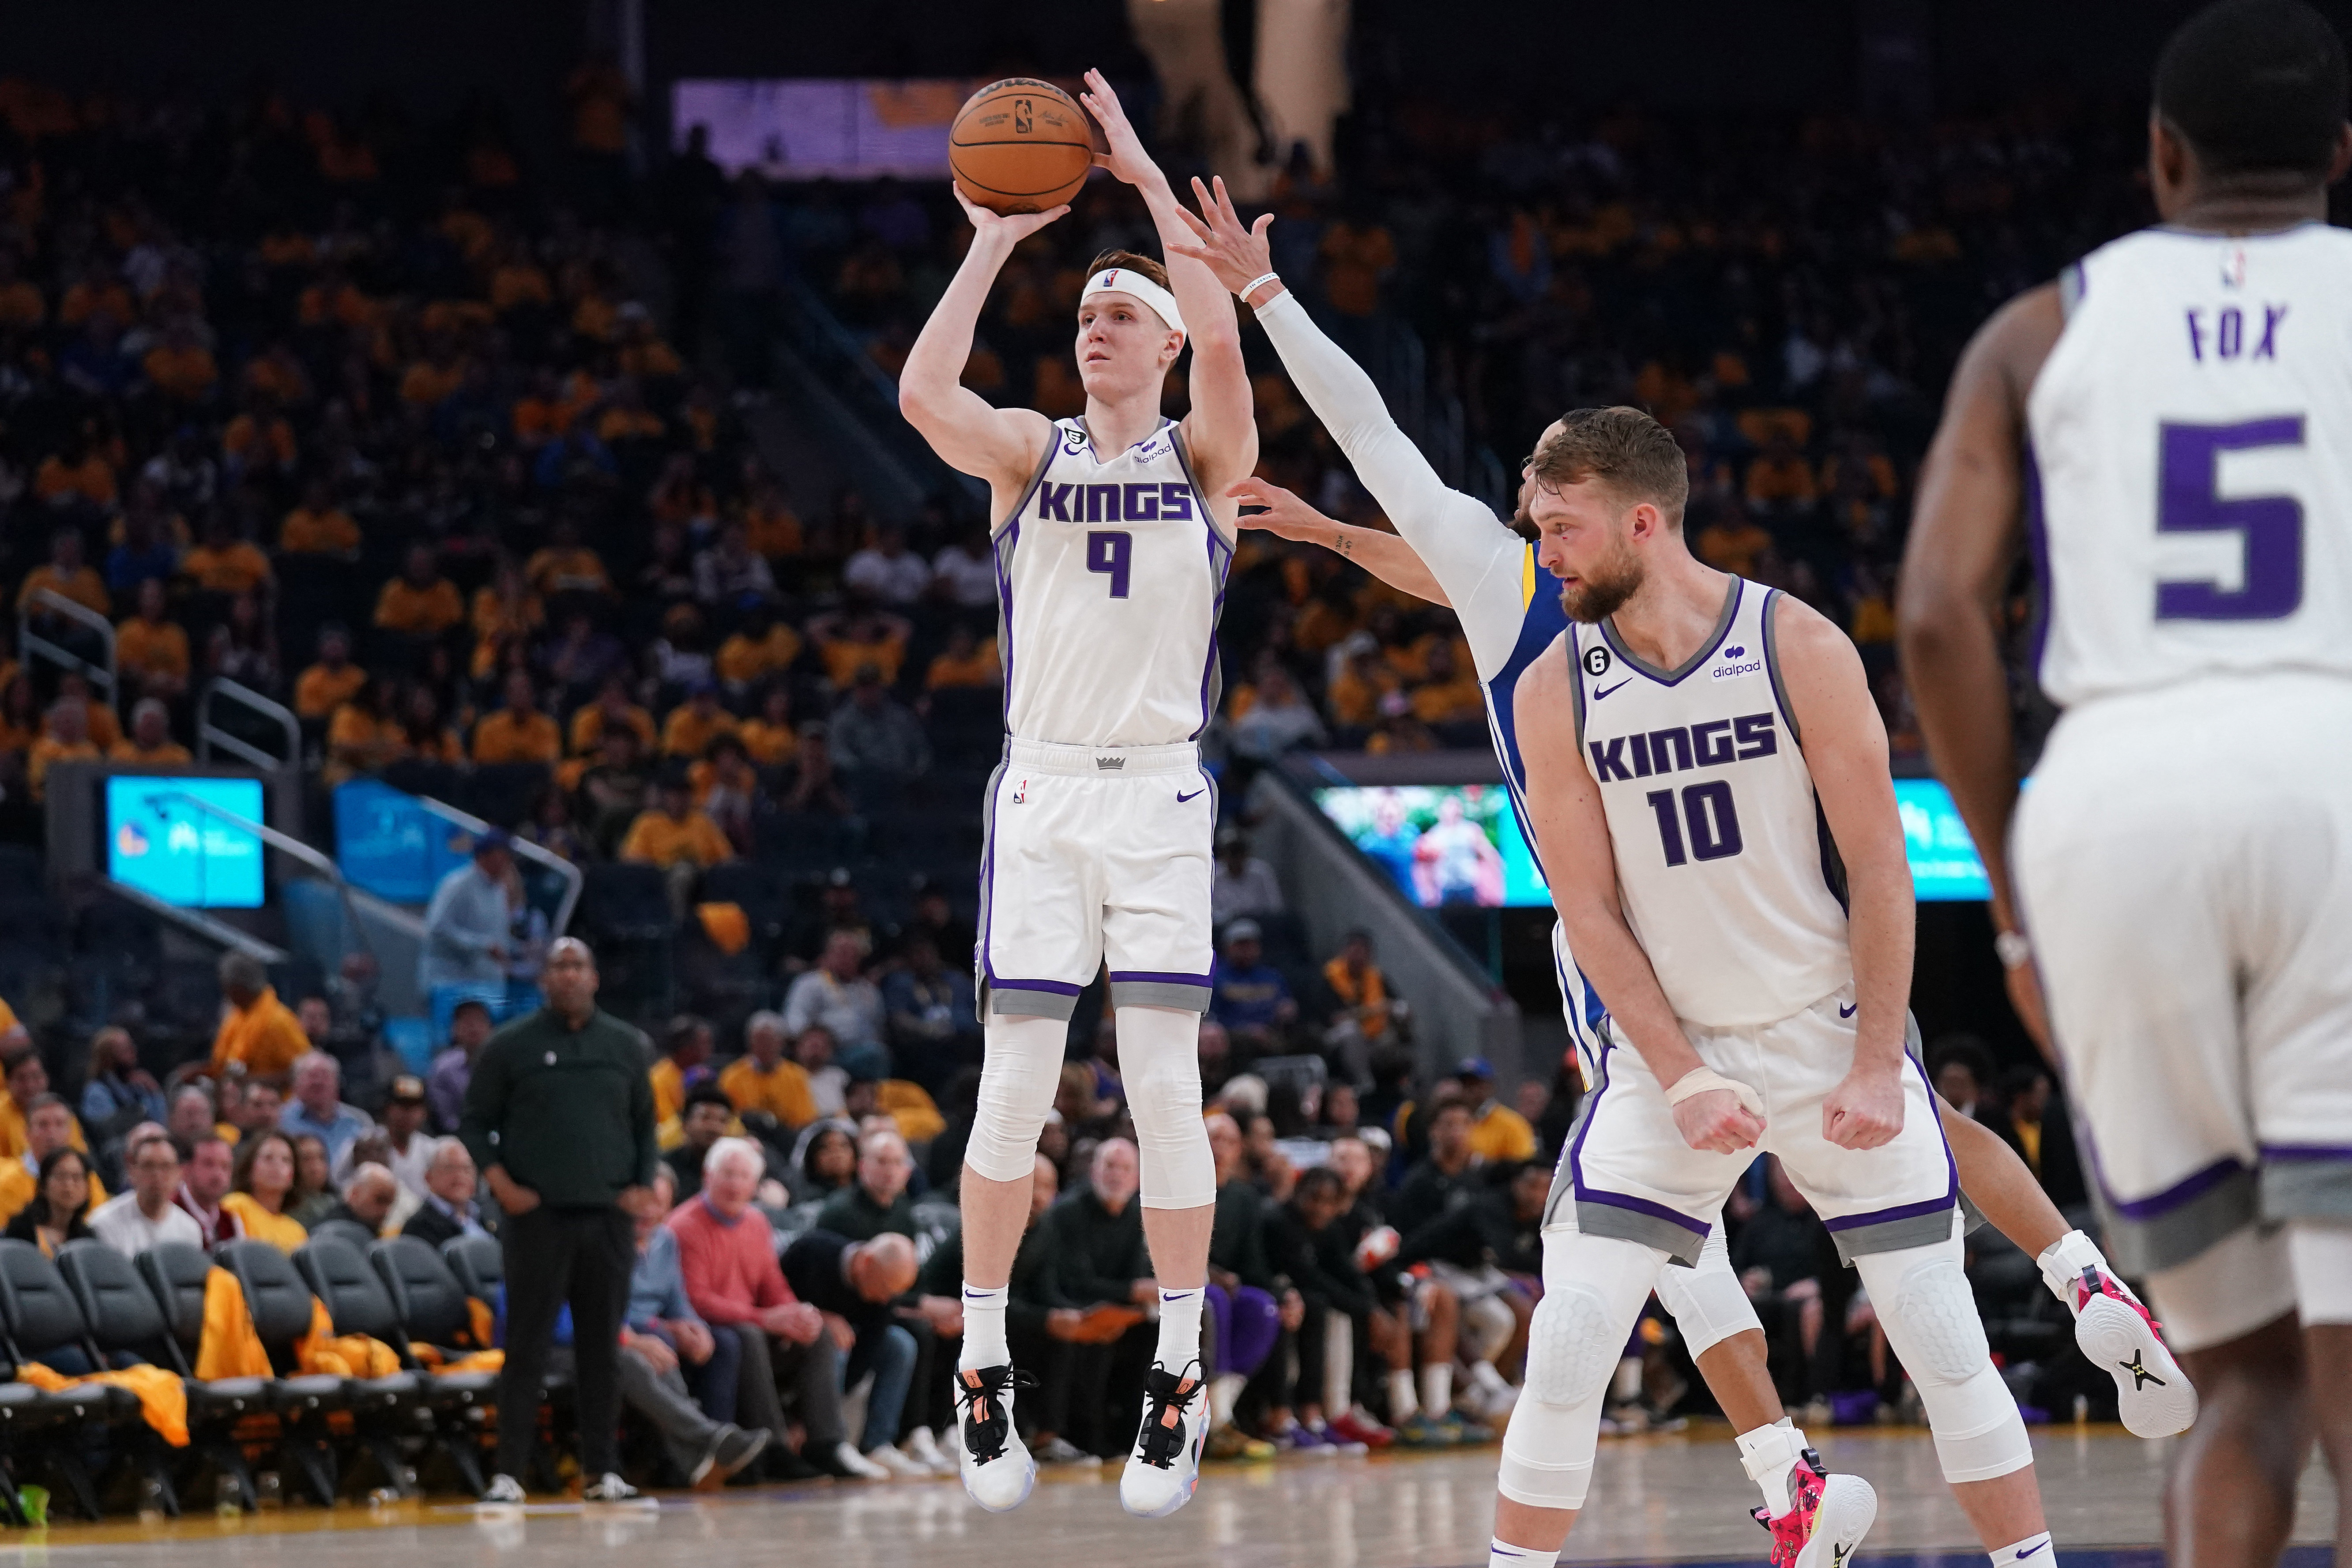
[2221,244,2247,288]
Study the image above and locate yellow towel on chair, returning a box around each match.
[195,1266,402,1380]
[297,1299,401,1379]
[19,1362,189,1446]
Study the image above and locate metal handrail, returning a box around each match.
[410,792,583,937]
[19,586,117,703]
[146,786,373,964]
[197,677,301,771]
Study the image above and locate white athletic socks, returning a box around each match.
[1735,1418,1809,1518]
[1387,1369,1419,1424]
[1992,1531,2055,1568]
[960,1284,1010,1369]
[1420,1362,1453,1418]
[1156,1286,1204,1369]
[2038,1230,2114,1312]
[1489,1540,1559,1568]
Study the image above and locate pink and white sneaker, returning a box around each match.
[1750,1451,1876,1568]
[2073,1266,2198,1438]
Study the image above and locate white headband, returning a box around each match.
[1081,266,1185,340]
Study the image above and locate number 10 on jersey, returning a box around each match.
[1646,780,1743,866]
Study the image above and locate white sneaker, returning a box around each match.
[478,1473,526,1510]
[954,1364,1039,1512]
[582,1472,651,1505]
[867,1443,931,1479]
[831,1441,892,1480]
[2071,1267,2198,1439]
[1119,1362,1208,1519]
[902,1426,953,1475]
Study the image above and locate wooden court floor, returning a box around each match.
[0,1427,2336,1568]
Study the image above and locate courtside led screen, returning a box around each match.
[105,776,266,909]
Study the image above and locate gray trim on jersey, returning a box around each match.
[1760,587,1802,746]
[1542,1038,1708,1267]
[1600,577,1740,684]
[1566,624,1589,749]
[1109,980,1213,1011]
[2264,1159,2352,1224]
[1165,419,1233,733]
[989,985,1081,1021]
[1828,1205,1961,1263]
[995,425,1062,541]
[1958,1190,1989,1237]
[972,756,1007,1023]
[2098,1164,2260,1276]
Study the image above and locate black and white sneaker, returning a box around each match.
[1119,1362,1207,1519]
[956,1364,1039,1512]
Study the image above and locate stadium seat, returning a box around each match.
[59,1239,265,1514]
[0,1240,147,1520]
[306,1217,380,1254]
[293,1238,434,1497]
[579,862,674,943]
[461,763,552,829]
[216,1240,354,1506]
[697,860,788,946]
[366,1236,496,1495]
[439,1233,502,1304]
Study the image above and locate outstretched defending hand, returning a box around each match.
[1224,477,1335,541]
[952,187,1068,244]
[1672,1089,1765,1155]
[1170,174,1276,298]
[1078,69,1155,188]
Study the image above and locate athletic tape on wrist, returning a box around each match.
[1665,1066,1765,1120]
[1241,271,1282,303]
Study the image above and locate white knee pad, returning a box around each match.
[963,1014,1068,1184]
[1497,1227,1664,1512]
[1116,1006,1215,1209]
[1653,1224,1763,1359]
[2287,1221,2352,1327]
[1856,1241,2032,1484]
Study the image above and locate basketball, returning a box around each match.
[949,78,1099,214]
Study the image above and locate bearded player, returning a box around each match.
[898,71,1253,1519]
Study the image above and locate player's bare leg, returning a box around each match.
[2166,1315,2306,1568]
[2303,1321,2352,1553]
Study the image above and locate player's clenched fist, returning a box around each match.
[1822,1064,1905,1150]
[1672,1088,1764,1155]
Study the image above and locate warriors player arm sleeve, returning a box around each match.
[1255,291,1527,677]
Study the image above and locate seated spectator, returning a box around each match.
[525,517,613,598]
[568,672,657,757]
[1390,1099,1481,1235]
[815,1125,919,1240]
[668,1137,883,1478]
[1995,1064,2087,1211]
[1210,828,1285,927]
[1328,643,1401,728]
[784,932,885,1055]
[882,936,978,1091]
[693,522,776,605]
[576,726,653,851]
[402,1139,493,1248]
[175,1135,244,1246]
[1208,920,1297,1056]
[665,1086,736,1201]
[180,513,273,596]
[625,1166,769,1483]
[808,602,911,688]
[375,543,465,636]
[1392,1161,1546,1423]
[294,623,366,720]
[1322,929,1396,1046]
[736,683,798,766]
[829,665,930,784]
[776,722,852,816]
[1039,1138,1160,1458]
[79,1026,165,1134]
[319,1161,400,1238]
[843,1069,946,1152]
[715,605,802,692]
[1201,1113,1286,1460]
[924,620,1000,691]
[1407,640,1483,725]
[1260,1165,1390,1448]
[205,590,279,692]
[288,1136,339,1230]
[621,768,735,914]
[115,578,191,699]
[1731,1158,1833,1407]
[208,951,311,1079]
[355,1074,440,1197]
[473,669,561,764]
[91,1132,202,1256]
[4,1147,95,1256]
[0,1096,107,1222]
[930,526,997,612]
[692,733,760,853]
[395,681,466,767]
[789,1120,859,1208]
[279,476,361,555]
[279,1051,374,1166]
[842,525,930,606]
[660,681,736,760]
[794,1026,851,1119]
[18,527,110,620]
[1695,502,1776,578]
[1230,666,1326,760]
[1744,430,1818,511]
[427,999,494,1134]
[226,1079,284,1144]
[721,1011,819,1133]
[222,1128,308,1251]
[26,696,102,802]
[324,677,405,784]
[111,697,192,764]
[165,1084,219,1151]
[1928,1036,1997,1120]
[1455,1059,1536,1163]
[782,1228,941,1476]
[649,1014,716,1129]
[109,494,183,596]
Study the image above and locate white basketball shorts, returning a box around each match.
[2014,671,2352,1276]
[976,737,1217,1019]
[1544,989,1953,1265]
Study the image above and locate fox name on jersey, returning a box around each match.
[997,416,1233,750]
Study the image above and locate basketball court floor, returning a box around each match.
[4,1428,2336,1568]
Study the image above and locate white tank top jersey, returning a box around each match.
[993,417,1234,749]
[2026,223,2352,708]
[1568,579,1853,1028]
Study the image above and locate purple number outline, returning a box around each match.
[1085,530,1132,598]
[2156,417,2305,621]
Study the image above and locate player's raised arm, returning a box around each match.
[1224,476,1450,606]
[1771,596,1912,1151]
[1078,71,1255,501]
[897,193,1059,503]
[1513,640,1762,1156]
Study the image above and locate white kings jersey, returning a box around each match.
[2026,223,2352,708]
[1568,579,1852,1028]
[995,417,1234,748]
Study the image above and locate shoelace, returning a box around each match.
[956,1365,1037,1465]
[1749,1452,1829,1568]
[2079,1266,2171,1341]
[1133,1362,1205,1470]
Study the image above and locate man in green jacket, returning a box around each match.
[459,936,658,1505]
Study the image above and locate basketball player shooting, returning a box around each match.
[1901,2,2352,1557]
[898,70,1255,1520]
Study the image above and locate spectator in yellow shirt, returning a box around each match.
[923,622,1000,691]
[181,515,275,596]
[468,560,543,679]
[110,697,192,765]
[115,578,191,699]
[1743,431,1818,511]
[647,1014,713,1131]
[0,1046,92,1163]
[26,697,101,801]
[18,528,109,618]
[807,605,911,689]
[568,674,655,756]
[719,1011,818,1130]
[208,952,312,1080]
[142,320,218,405]
[524,519,611,598]
[324,678,406,785]
[399,341,466,408]
[1408,641,1486,725]
[1456,1059,1537,1163]
[735,683,799,767]
[622,771,734,916]
[1326,644,1400,729]
[510,366,572,446]
[222,399,299,481]
[659,682,736,759]
[294,624,367,720]
[472,669,562,765]
[714,605,802,691]
[1695,504,1776,579]
[374,544,464,636]
[33,442,117,512]
[278,477,361,555]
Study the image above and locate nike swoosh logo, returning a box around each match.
[1592,680,1629,700]
[1839,1003,1859,1018]
[1176,788,1206,803]
[2017,1545,2047,1560]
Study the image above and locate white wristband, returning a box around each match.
[1241,271,1282,303]
[1994,930,2032,969]
[1665,1066,1765,1120]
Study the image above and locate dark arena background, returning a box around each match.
[0,1,2338,1564]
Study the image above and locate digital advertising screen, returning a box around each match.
[1313,784,1549,909]
[334,779,473,904]
[672,79,988,180]
[105,776,266,909]
[1894,778,1994,902]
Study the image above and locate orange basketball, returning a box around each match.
[949,78,1099,215]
